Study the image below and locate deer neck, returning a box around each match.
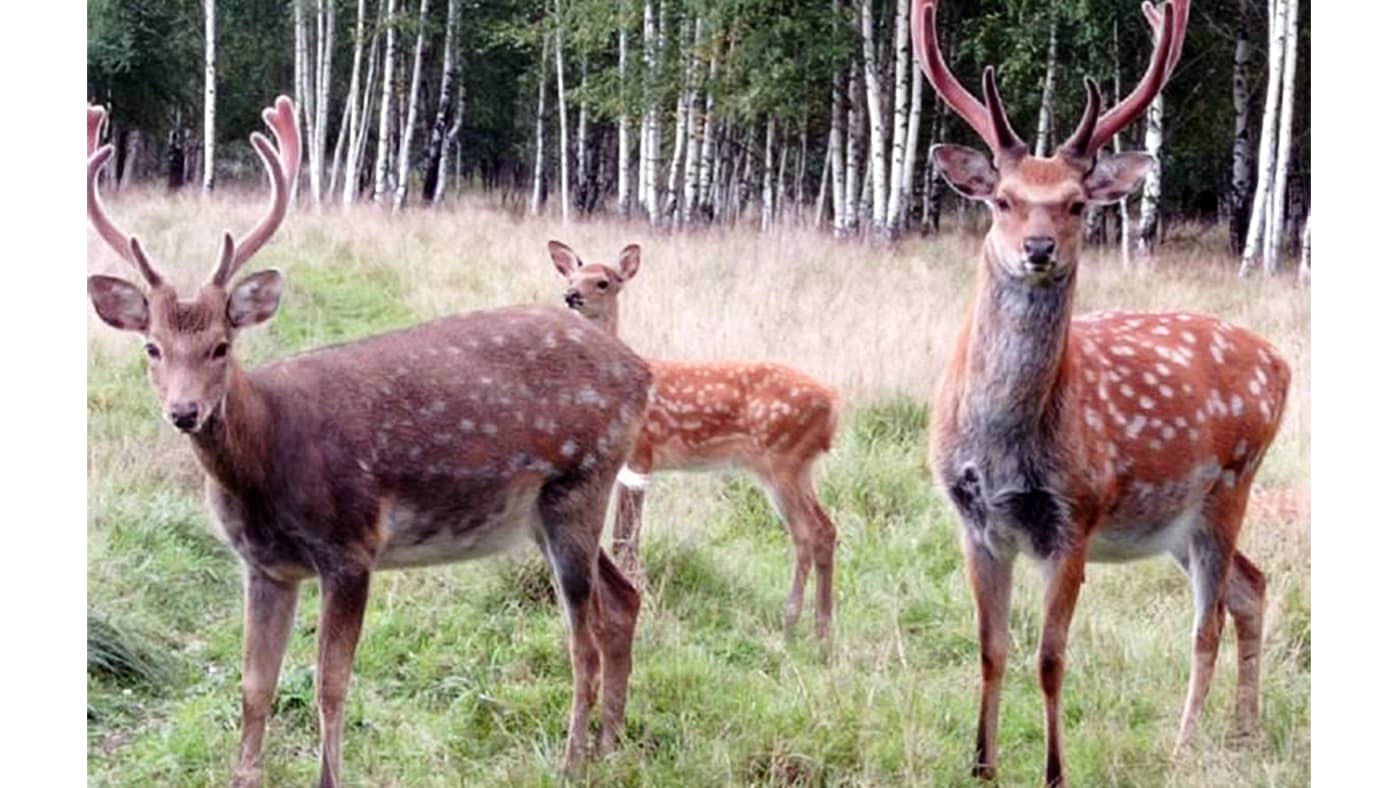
[589,302,621,338]
[189,360,274,493]
[959,244,1075,437]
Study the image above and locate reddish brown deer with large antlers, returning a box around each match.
[550,242,841,638]
[86,97,651,785]
[912,1,1289,784]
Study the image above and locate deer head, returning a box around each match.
[550,240,641,335]
[913,0,1187,282]
[87,96,301,433]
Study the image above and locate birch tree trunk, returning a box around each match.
[392,0,429,211]
[617,10,632,216]
[761,116,776,232]
[1240,0,1287,275]
[696,39,720,221]
[859,0,888,231]
[1134,93,1164,257]
[844,63,861,233]
[680,19,705,226]
[884,0,910,232]
[348,14,382,203]
[575,55,589,212]
[313,0,334,204]
[1228,0,1252,254]
[422,0,459,204]
[662,18,693,221]
[1264,0,1299,275]
[641,0,660,223]
[372,0,399,204]
[554,0,571,223]
[202,0,216,192]
[293,0,309,200]
[829,78,847,235]
[897,50,923,231]
[338,0,369,204]
[1034,12,1058,157]
[531,36,549,216]
[437,67,465,204]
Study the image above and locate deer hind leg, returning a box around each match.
[1224,551,1266,736]
[233,567,300,788]
[962,533,1013,781]
[1170,522,1237,757]
[611,454,653,585]
[795,462,837,639]
[761,470,816,633]
[593,550,642,755]
[313,569,372,788]
[537,480,612,771]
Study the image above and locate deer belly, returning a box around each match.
[1090,507,1201,563]
[376,488,542,569]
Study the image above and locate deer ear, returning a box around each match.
[1084,152,1155,204]
[227,269,285,328]
[617,244,641,280]
[932,144,998,200]
[88,275,149,332]
[548,240,581,278]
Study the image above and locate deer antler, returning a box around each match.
[1075,0,1190,155]
[87,105,163,287]
[209,95,301,286]
[911,0,1026,162]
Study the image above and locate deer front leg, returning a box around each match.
[1039,547,1086,788]
[594,550,642,755]
[313,570,371,788]
[233,567,299,788]
[962,534,1013,781]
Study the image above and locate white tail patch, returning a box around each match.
[616,465,651,490]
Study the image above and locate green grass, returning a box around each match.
[86,200,1309,786]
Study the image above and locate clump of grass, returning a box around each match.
[87,611,172,689]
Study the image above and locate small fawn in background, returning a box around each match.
[87,97,651,784]
[912,0,1288,785]
[551,241,841,638]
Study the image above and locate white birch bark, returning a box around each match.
[437,65,465,204]
[814,142,831,227]
[1240,0,1287,275]
[554,0,571,223]
[1034,12,1057,157]
[393,0,429,211]
[1134,93,1163,257]
[617,9,632,216]
[576,55,589,211]
[884,0,910,228]
[761,115,776,232]
[348,15,382,203]
[1264,0,1299,274]
[372,0,399,203]
[680,19,704,225]
[312,0,334,204]
[293,0,309,200]
[859,0,888,230]
[338,0,369,204]
[898,54,924,230]
[423,0,458,204]
[202,0,216,192]
[1229,0,1252,252]
[696,43,720,221]
[1297,210,1311,282]
[844,63,861,232]
[531,36,549,216]
[828,0,847,235]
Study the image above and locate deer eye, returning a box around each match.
[1069,201,1086,217]
[994,198,1011,212]
[211,342,230,360]
[596,281,609,291]
[144,343,161,361]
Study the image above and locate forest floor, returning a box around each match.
[87,192,1310,786]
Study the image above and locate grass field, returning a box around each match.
[86,192,1310,786]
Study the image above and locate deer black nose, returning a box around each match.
[564,290,583,309]
[1024,236,1056,265]
[169,402,199,432]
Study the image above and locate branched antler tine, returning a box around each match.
[981,66,1026,155]
[910,0,998,151]
[1059,78,1103,162]
[87,106,165,285]
[219,95,300,285]
[1089,0,1187,152]
[88,106,106,156]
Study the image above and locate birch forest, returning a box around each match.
[87,0,1311,272]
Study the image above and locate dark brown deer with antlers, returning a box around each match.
[912,1,1288,785]
[86,97,651,785]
